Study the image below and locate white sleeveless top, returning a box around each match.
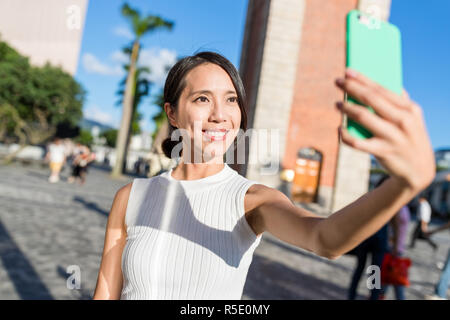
[120,163,262,300]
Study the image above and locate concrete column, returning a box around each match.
[245,0,306,188]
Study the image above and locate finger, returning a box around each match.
[401,89,410,100]
[337,101,402,141]
[336,77,404,126]
[339,126,387,155]
[345,68,413,112]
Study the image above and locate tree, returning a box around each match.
[101,129,118,148]
[75,129,93,148]
[0,38,85,162]
[149,60,178,155]
[116,63,150,171]
[111,3,173,178]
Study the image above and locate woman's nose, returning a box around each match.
[209,101,225,121]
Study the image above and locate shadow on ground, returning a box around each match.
[73,196,109,217]
[0,219,54,299]
[243,253,363,300]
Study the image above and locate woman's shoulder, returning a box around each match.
[108,182,134,231]
[115,182,133,203]
[244,182,289,209]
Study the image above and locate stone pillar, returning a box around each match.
[243,0,307,188]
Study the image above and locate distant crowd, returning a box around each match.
[44,137,95,185]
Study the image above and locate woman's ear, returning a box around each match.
[164,102,178,128]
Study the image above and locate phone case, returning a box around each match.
[346,9,403,139]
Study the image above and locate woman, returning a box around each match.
[44,137,66,183]
[93,51,435,300]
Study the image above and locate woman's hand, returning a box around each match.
[335,68,436,192]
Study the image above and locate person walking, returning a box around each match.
[68,145,94,185]
[379,204,411,300]
[44,137,66,183]
[93,51,435,300]
[425,221,450,299]
[347,175,390,300]
[410,196,438,250]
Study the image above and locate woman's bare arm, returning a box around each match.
[249,179,417,260]
[92,183,132,300]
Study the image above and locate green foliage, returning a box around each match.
[370,168,388,175]
[121,3,174,39]
[116,64,150,136]
[0,39,85,145]
[75,129,93,148]
[118,2,174,140]
[101,129,118,148]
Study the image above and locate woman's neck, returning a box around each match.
[171,160,225,181]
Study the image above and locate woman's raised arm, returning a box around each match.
[251,68,435,260]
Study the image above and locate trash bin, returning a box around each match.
[291,147,322,203]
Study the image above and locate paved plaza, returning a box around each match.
[0,162,449,300]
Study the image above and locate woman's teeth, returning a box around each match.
[202,130,228,141]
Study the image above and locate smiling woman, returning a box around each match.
[93,51,435,300]
[161,51,249,163]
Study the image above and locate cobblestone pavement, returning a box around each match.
[0,162,449,300]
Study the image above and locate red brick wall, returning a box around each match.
[284,0,358,188]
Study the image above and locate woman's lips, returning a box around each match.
[202,130,229,141]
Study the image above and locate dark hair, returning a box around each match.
[161,51,248,159]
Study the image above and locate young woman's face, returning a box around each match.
[167,63,242,163]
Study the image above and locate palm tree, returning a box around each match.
[111,3,173,178]
[116,62,151,172]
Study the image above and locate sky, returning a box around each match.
[75,0,249,136]
[75,0,450,151]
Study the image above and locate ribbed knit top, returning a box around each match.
[120,163,262,300]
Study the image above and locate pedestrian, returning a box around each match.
[379,204,411,300]
[93,51,435,300]
[44,137,66,183]
[347,174,390,300]
[425,220,450,299]
[68,145,94,185]
[409,196,438,250]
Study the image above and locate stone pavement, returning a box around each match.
[0,162,449,300]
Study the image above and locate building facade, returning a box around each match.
[238,0,392,213]
[0,0,88,75]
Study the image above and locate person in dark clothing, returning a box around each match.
[347,174,390,300]
[409,196,438,251]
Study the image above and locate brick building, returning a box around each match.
[237,0,392,213]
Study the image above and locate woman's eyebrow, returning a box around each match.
[189,89,237,97]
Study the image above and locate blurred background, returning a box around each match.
[0,0,449,300]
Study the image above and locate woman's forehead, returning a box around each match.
[184,63,236,93]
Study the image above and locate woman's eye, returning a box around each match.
[228,96,238,103]
[195,96,208,103]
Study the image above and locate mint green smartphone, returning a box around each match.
[346,9,403,139]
